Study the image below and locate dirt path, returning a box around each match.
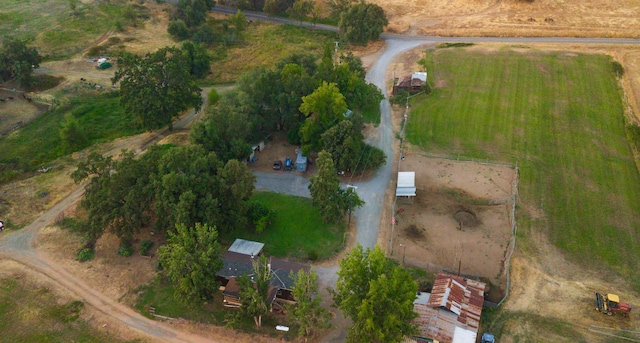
[0,86,234,343]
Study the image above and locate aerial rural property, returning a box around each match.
[1,0,640,342]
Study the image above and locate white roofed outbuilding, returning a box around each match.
[396,171,416,197]
[228,238,264,257]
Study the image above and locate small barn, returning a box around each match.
[393,72,427,95]
[412,272,486,343]
[296,151,307,172]
[396,171,416,197]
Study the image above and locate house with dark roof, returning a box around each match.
[216,244,310,309]
[410,272,486,343]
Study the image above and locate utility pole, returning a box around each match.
[399,243,406,265]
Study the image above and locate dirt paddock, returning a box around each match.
[394,147,515,300]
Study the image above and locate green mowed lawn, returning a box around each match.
[409,48,640,277]
[224,191,344,261]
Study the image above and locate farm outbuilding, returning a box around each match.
[396,171,416,197]
[227,238,264,257]
[296,151,307,172]
[412,272,486,343]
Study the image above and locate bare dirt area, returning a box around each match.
[0,88,49,135]
[395,149,514,298]
[247,131,317,176]
[0,259,149,342]
[371,0,640,38]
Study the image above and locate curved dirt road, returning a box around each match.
[0,86,224,343]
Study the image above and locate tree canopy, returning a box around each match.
[332,245,418,343]
[0,38,42,88]
[72,144,255,251]
[299,81,347,154]
[290,269,331,337]
[158,222,224,302]
[112,47,202,130]
[309,151,363,223]
[237,255,272,328]
[339,3,388,45]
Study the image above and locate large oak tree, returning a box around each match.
[112,47,202,130]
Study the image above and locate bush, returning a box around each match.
[612,60,624,77]
[358,144,386,172]
[168,20,191,41]
[248,201,274,233]
[191,25,217,45]
[207,88,220,107]
[117,245,133,257]
[307,249,319,261]
[140,240,154,256]
[77,248,95,261]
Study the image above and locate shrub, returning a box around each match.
[140,240,154,256]
[117,245,133,257]
[248,201,275,233]
[191,25,217,45]
[307,249,319,261]
[358,144,386,172]
[168,20,191,41]
[207,87,220,107]
[77,248,95,261]
[612,60,624,77]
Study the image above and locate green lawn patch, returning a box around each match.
[0,92,141,183]
[208,22,337,83]
[408,49,640,278]
[222,191,344,261]
[356,101,381,125]
[0,277,132,343]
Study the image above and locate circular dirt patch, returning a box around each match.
[405,224,424,240]
[454,209,480,227]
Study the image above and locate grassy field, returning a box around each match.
[0,92,141,183]
[0,0,136,59]
[208,23,337,84]
[222,191,345,261]
[409,48,640,278]
[0,276,132,343]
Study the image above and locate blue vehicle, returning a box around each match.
[482,333,495,343]
[284,157,293,171]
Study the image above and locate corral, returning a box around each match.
[393,150,515,301]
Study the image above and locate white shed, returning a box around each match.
[396,171,416,197]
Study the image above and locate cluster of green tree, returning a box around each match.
[0,38,42,89]
[331,245,418,342]
[167,0,247,46]
[337,2,387,45]
[71,144,255,254]
[242,0,387,45]
[191,47,385,173]
[112,44,209,130]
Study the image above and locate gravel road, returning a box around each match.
[253,171,311,198]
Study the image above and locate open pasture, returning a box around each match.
[408,47,640,279]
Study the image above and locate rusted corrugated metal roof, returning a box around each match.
[415,272,486,343]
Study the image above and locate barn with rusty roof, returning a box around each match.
[411,272,486,343]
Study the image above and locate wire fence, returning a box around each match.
[394,148,520,308]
